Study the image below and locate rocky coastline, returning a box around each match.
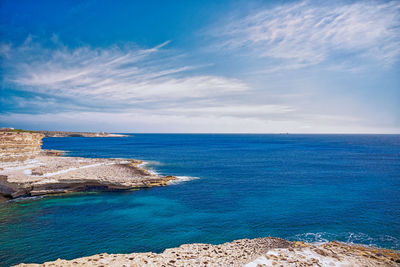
[0,152,177,200]
[15,237,400,266]
[2,130,399,266]
[0,130,175,200]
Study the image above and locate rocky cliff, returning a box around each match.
[0,131,45,162]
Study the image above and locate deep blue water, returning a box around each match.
[1,134,399,266]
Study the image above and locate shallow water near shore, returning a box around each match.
[0,134,399,266]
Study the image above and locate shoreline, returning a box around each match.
[0,130,195,201]
[0,149,178,201]
[14,237,400,266]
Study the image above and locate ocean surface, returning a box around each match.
[0,134,399,266]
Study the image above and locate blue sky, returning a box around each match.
[1,0,399,133]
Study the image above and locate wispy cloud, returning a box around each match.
[1,37,307,130]
[214,1,400,68]
[1,0,398,133]
[0,39,248,106]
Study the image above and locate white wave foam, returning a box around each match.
[344,232,400,249]
[137,161,163,176]
[169,176,200,185]
[293,232,400,249]
[137,161,199,184]
[138,160,163,167]
[9,195,45,202]
[294,232,330,244]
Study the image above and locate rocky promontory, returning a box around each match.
[0,129,176,200]
[15,237,400,266]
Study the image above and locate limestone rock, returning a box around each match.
[0,130,44,162]
[14,238,400,267]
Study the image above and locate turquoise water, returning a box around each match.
[0,134,399,266]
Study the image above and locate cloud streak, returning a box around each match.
[1,1,398,133]
[214,1,400,68]
[0,39,248,106]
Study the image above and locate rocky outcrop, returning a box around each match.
[15,237,290,267]
[0,155,177,199]
[0,131,44,162]
[247,241,400,267]
[14,238,400,267]
[0,129,176,200]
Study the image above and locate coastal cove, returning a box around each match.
[1,134,399,266]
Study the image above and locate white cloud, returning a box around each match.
[2,38,313,131]
[1,40,248,104]
[215,1,400,68]
[1,1,398,133]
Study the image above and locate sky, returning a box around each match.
[0,0,399,133]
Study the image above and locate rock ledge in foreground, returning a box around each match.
[14,238,400,267]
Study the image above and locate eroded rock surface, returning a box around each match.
[15,238,400,267]
[247,241,400,267]
[0,130,176,200]
[15,237,290,267]
[0,154,176,199]
[0,131,44,162]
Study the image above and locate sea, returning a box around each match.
[0,134,399,266]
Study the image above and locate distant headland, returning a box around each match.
[0,128,128,137]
